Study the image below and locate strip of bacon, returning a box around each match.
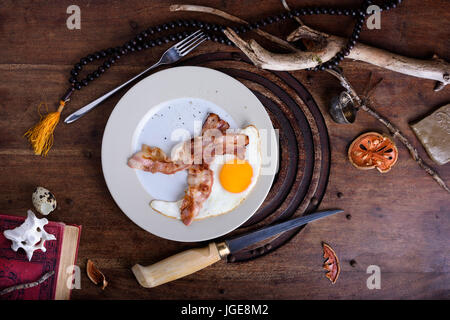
[174,133,249,163]
[202,113,230,135]
[202,133,249,164]
[180,164,213,225]
[130,113,249,169]
[127,145,191,174]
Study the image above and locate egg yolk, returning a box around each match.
[219,159,253,193]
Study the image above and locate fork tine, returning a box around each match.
[179,37,207,56]
[176,32,205,52]
[178,35,206,55]
[174,30,202,49]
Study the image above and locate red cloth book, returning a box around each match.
[0,214,81,300]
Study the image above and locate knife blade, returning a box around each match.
[132,209,343,288]
[225,209,343,254]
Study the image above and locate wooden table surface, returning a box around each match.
[0,0,449,300]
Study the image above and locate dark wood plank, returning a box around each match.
[0,0,449,299]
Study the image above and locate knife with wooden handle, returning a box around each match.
[132,209,343,288]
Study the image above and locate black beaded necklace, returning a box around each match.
[25,0,402,156]
[65,0,402,99]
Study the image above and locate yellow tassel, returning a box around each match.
[24,101,66,156]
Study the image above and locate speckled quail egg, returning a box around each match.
[32,187,57,215]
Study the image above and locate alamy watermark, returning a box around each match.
[66,265,81,289]
[366,265,381,289]
[367,5,381,30]
[66,4,382,31]
[66,5,81,30]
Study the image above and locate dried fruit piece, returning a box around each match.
[322,242,340,284]
[348,131,398,173]
[86,259,108,290]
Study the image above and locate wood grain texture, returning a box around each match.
[0,0,449,299]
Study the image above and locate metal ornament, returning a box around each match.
[329,91,357,124]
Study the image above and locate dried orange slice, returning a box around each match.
[348,132,398,173]
[322,242,340,284]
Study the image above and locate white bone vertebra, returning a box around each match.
[3,210,56,261]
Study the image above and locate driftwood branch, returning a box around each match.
[173,4,450,91]
[170,4,297,52]
[0,271,55,296]
[326,68,450,193]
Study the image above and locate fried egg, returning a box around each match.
[151,125,261,220]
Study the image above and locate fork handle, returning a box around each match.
[64,59,163,124]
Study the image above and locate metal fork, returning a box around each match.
[64,30,207,124]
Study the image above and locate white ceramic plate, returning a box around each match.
[102,66,278,242]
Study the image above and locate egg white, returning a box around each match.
[151,125,261,221]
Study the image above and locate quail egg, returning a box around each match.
[32,186,57,215]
